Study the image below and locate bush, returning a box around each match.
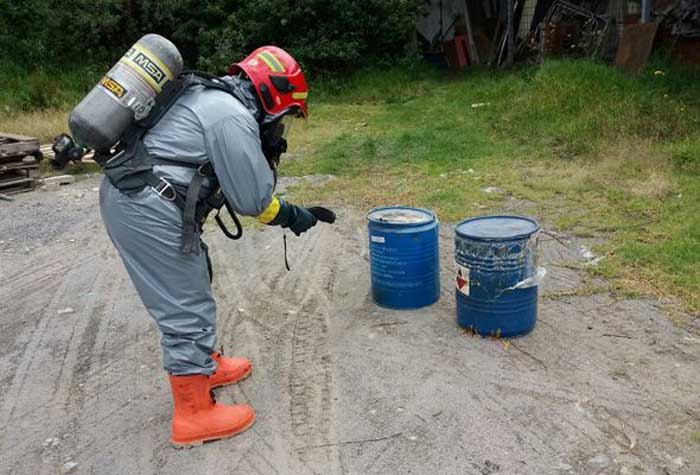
[196,0,422,74]
[0,0,422,76]
[27,70,62,109]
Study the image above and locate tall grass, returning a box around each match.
[286,59,700,312]
[0,62,102,112]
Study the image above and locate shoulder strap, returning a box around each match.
[137,71,245,130]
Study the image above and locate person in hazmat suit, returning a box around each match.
[99,46,332,447]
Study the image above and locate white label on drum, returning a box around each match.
[371,235,385,243]
[456,264,470,296]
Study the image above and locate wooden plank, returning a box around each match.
[0,179,35,195]
[0,133,41,158]
[1,162,40,173]
[0,132,38,142]
[0,154,42,165]
[461,0,481,65]
[0,176,34,188]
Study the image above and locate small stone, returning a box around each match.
[588,454,610,468]
[69,239,76,243]
[237,308,245,313]
[62,461,78,474]
[407,435,418,441]
[481,186,502,194]
[369,409,377,415]
[288,310,297,315]
[57,308,75,315]
[579,246,595,260]
[44,175,75,186]
[92,187,99,192]
[396,407,404,413]
[41,183,60,192]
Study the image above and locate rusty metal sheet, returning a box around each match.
[615,23,658,75]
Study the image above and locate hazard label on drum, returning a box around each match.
[456,264,470,296]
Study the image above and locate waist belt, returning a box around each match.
[144,161,213,254]
[101,142,243,256]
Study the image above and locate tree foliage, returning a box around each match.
[0,0,421,74]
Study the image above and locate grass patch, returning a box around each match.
[284,59,700,313]
[0,107,71,142]
[0,62,102,141]
[692,431,700,444]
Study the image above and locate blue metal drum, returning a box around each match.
[455,216,540,337]
[367,207,440,309]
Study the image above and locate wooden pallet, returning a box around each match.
[0,170,37,195]
[0,133,42,195]
[0,133,41,163]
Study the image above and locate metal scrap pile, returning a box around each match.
[661,0,700,37]
[527,0,611,61]
[418,0,698,70]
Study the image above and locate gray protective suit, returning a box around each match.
[100,77,274,375]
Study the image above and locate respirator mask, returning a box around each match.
[260,110,300,173]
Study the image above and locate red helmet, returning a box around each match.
[229,46,308,118]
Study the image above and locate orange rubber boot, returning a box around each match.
[209,351,252,389]
[169,374,255,448]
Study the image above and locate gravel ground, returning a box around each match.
[1,175,699,475]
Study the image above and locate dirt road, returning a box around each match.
[1,176,699,475]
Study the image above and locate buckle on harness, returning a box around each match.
[197,162,214,177]
[152,177,177,202]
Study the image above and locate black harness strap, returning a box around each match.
[214,198,244,240]
[180,171,206,254]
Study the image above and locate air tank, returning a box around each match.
[69,34,183,151]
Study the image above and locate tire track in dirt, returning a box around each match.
[283,228,341,475]
[0,247,112,474]
[207,225,342,475]
[0,273,75,431]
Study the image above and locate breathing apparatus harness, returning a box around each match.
[94,71,289,258]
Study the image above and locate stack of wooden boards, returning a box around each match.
[0,133,43,195]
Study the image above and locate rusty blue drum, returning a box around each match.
[455,216,539,337]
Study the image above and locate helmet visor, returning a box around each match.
[280,108,303,140]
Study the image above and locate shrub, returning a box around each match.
[0,0,422,76]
